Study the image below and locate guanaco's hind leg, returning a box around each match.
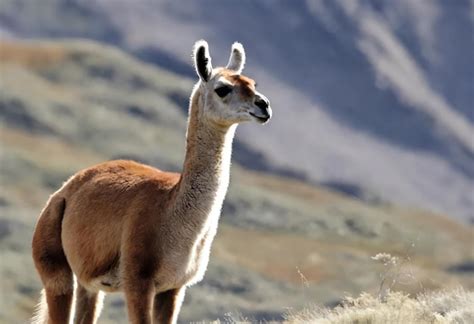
[32,196,74,323]
[153,287,186,324]
[74,283,104,324]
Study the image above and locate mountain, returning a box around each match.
[0,39,473,323]
[0,0,473,222]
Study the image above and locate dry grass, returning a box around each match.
[285,288,474,324]
[0,41,67,68]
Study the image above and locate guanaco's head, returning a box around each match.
[193,40,272,127]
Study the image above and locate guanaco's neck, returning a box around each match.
[173,84,236,221]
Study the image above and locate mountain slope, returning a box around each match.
[0,40,472,322]
[2,0,472,221]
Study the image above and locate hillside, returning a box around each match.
[0,0,473,222]
[0,40,472,322]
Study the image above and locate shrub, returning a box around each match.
[285,288,474,324]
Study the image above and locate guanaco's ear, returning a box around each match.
[226,42,246,74]
[193,40,213,82]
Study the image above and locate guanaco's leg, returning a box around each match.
[32,196,74,323]
[43,287,74,324]
[122,218,159,324]
[153,287,186,324]
[74,283,104,324]
[124,280,155,324]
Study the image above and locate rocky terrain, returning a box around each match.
[0,40,472,323]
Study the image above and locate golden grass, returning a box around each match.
[212,224,472,294]
[0,127,103,171]
[0,41,67,69]
[285,288,474,324]
[214,225,327,284]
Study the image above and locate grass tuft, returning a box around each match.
[285,288,474,324]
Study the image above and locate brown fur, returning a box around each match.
[221,70,257,98]
[31,40,270,324]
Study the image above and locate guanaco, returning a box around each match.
[31,40,272,324]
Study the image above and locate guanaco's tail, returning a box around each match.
[31,289,47,324]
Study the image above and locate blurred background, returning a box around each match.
[0,0,473,322]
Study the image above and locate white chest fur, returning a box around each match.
[158,209,221,291]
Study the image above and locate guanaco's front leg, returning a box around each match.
[153,287,186,324]
[124,279,155,324]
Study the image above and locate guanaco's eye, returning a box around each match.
[214,85,233,98]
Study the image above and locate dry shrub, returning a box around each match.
[285,288,474,324]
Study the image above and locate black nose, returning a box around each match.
[255,98,269,110]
